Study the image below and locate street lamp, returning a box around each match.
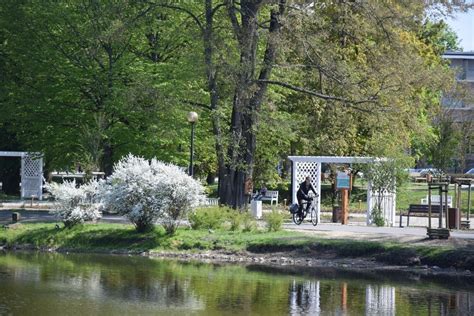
[187,111,198,177]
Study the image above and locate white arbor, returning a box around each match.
[288,156,396,226]
[0,151,43,200]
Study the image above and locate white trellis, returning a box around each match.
[0,151,43,200]
[288,156,396,226]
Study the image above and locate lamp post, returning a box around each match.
[187,111,198,177]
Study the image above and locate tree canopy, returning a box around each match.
[0,0,470,207]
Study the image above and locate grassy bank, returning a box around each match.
[1,222,473,271]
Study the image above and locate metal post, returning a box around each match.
[468,183,472,221]
[439,185,443,229]
[445,184,449,229]
[428,184,432,229]
[189,122,195,177]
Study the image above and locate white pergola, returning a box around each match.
[288,156,396,226]
[0,151,43,200]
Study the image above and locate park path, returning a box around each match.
[284,222,474,247]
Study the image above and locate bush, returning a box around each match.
[45,180,102,228]
[101,154,204,234]
[242,212,257,232]
[188,207,226,230]
[371,204,385,227]
[264,209,284,232]
[228,209,243,231]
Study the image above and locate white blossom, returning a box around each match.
[45,180,102,228]
[101,154,204,233]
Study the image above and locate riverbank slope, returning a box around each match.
[1,222,473,273]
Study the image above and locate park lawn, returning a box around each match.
[1,222,473,270]
[0,222,307,253]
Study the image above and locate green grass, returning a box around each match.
[1,222,473,269]
[0,193,20,201]
[397,183,474,214]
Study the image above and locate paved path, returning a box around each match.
[283,222,474,239]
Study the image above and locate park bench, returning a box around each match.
[254,190,279,205]
[420,195,452,208]
[399,204,441,227]
[203,198,219,207]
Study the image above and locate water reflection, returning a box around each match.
[0,252,473,315]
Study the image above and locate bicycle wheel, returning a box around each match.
[292,212,304,225]
[310,206,318,226]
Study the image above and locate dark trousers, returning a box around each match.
[297,194,312,215]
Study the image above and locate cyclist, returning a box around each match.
[297,176,318,218]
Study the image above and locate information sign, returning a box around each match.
[336,171,351,190]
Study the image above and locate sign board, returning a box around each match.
[336,171,351,190]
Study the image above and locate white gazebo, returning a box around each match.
[0,151,44,200]
[288,156,396,226]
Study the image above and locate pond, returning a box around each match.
[0,252,473,315]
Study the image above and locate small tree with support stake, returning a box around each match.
[360,158,407,227]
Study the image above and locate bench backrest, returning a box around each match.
[424,195,452,203]
[254,190,278,198]
[409,204,441,213]
[266,190,278,198]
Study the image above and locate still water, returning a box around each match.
[0,252,473,315]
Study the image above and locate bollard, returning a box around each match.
[12,212,20,223]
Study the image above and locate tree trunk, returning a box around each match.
[101,142,114,176]
[216,1,285,208]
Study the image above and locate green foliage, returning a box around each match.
[241,212,257,232]
[371,207,385,227]
[264,209,285,232]
[418,20,461,55]
[228,210,243,231]
[0,0,465,203]
[428,112,461,173]
[359,157,410,226]
[188,207,227,230]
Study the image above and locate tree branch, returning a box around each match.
[180,99,212,111]
[258,79,378,110]
[156,3,204,33]
[225,0,242,44]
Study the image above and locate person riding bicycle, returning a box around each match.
[297,176,318,217]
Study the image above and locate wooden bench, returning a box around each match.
[420,195,452,208]
[254,190,279,205]
[399,204,441,227]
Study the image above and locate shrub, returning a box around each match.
[228,209,243,231]
[45,180,102,228]
[242,212,257,232]
[188,207,226,230]
[101,154,204,234]
[371,205,385,227]
[264,209,284,232]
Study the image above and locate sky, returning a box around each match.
[446,9,474,51]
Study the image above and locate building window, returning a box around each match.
[466,60,474,81]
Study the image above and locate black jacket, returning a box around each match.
[297,181,317,198]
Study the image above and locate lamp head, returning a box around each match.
[187,111,199,123]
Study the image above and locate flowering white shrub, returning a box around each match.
[45,180,102,228]
[101,154,204,233]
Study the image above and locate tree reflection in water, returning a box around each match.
[0,252,473,315]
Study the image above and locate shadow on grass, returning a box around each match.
[247,237,386,257]
[420,245,474,270]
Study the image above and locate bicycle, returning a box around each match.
[292,194,318,226]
